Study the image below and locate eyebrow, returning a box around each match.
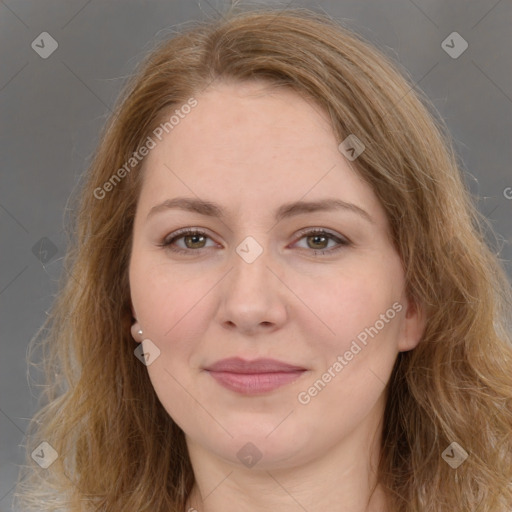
[146,197,374,224]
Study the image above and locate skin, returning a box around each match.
[129,80,426,512]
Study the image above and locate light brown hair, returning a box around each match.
[15,5,512,511]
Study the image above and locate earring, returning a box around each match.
[131,323,144,342]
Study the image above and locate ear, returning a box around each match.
[397,292,427,352]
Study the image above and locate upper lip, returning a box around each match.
[204,357,307,374]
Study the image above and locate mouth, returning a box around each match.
[203,357,308,395]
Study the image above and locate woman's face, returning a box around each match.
[129,80,425,470]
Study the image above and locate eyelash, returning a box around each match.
[158,227,351,256]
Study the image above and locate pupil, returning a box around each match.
[186,234,204,248]
[310,235,326,249]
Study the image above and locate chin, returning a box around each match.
[190,418,318,470]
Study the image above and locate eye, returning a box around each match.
[158,228,217,255]
[291,228,350,255]
[158,227,351,256]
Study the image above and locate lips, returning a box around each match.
[204,357,307,394]
[205,357,306,373]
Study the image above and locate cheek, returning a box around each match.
[130,257,214,341]
[129,259,212,409]
[309,274,388,341]
[303,272,404,389]
[295,302,402,438]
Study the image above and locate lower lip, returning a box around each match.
[206,370,306,394]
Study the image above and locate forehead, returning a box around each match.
[137,81,385,227]
[144,81,333,174]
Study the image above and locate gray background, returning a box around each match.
[1,0,511,509]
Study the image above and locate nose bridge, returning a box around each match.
[229,234,274,293]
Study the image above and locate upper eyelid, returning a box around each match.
[163,227,216,243]
[294,227,348,241]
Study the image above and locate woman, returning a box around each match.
[15,6,512,512]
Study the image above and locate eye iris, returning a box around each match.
[308,234,328,250]
[184,234,206,249]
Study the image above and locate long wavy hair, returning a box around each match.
[14,5,512,511]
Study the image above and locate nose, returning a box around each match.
[216,243,288,335]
